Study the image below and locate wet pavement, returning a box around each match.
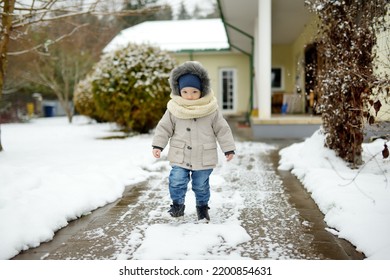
[270,150,364,259]
[12,119,365,260]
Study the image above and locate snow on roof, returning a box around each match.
[103,18,229,53]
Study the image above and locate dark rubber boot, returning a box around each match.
[168,203,185,217]
[196,205,210,221]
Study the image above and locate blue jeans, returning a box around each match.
[169,166,213,206]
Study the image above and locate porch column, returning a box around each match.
[257,0,272,119]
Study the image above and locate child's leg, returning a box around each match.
[169,166,191,205]
[191,169,213,206]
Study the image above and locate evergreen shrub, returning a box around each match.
[74,43,176,133]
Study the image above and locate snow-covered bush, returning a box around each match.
[74,43,176,133]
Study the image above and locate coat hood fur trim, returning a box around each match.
[169,61,211,97]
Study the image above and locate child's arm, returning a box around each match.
[152,110,174,157]
[212,111,236,159]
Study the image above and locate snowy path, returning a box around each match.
[30,141,323,260]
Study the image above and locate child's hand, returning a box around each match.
[226,153,234,161]
[152,148,161,158]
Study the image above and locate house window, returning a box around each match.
[271,67,284,91]
[219,68,236,112]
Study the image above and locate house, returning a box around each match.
[218,0,390,139]
[104,18,252,118]
[217,0,324,139]
[104,10,321,138]
[105,1,389,139]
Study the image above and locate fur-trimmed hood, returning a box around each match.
[169,61,211,97]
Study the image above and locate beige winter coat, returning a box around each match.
[152,109,236,170]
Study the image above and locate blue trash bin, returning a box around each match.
[281,103,288,114]
[43,105,55,117]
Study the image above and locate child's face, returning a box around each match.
[180,87,202,100]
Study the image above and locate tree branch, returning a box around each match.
[10,6,162,29]
[7,23,89,56]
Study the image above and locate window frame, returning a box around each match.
[271,67,284,91]
[219,68,237,113]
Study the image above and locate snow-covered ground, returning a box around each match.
[0,116,389,261]
[0,116,267,260]
[279,130,390,259]
[2,116,314,261]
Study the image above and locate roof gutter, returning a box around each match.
[172,47,231,61]
[173,48,231,54]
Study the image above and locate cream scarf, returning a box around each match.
[167,90,218,119]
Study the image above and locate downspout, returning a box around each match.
[228,41,253,125]
[217,0,254,125]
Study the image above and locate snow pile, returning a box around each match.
[279,129,390,259]
[0,117,155,259]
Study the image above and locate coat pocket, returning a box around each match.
[168,139,185,164]
[202,142,218,166]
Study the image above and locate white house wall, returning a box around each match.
[374,13,390,121]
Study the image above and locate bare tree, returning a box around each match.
[0,0,162,151]
[15,16,114,123]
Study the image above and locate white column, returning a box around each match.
[257,0,272,119]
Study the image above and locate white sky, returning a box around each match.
[14,0,214,16]
[158,0,216,18]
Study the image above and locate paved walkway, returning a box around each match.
[12,119,364,260]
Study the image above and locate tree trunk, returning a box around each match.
[59,98,74,124]
[0,0,16,152]
[0,126,3,151]
[0,0,15,98]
